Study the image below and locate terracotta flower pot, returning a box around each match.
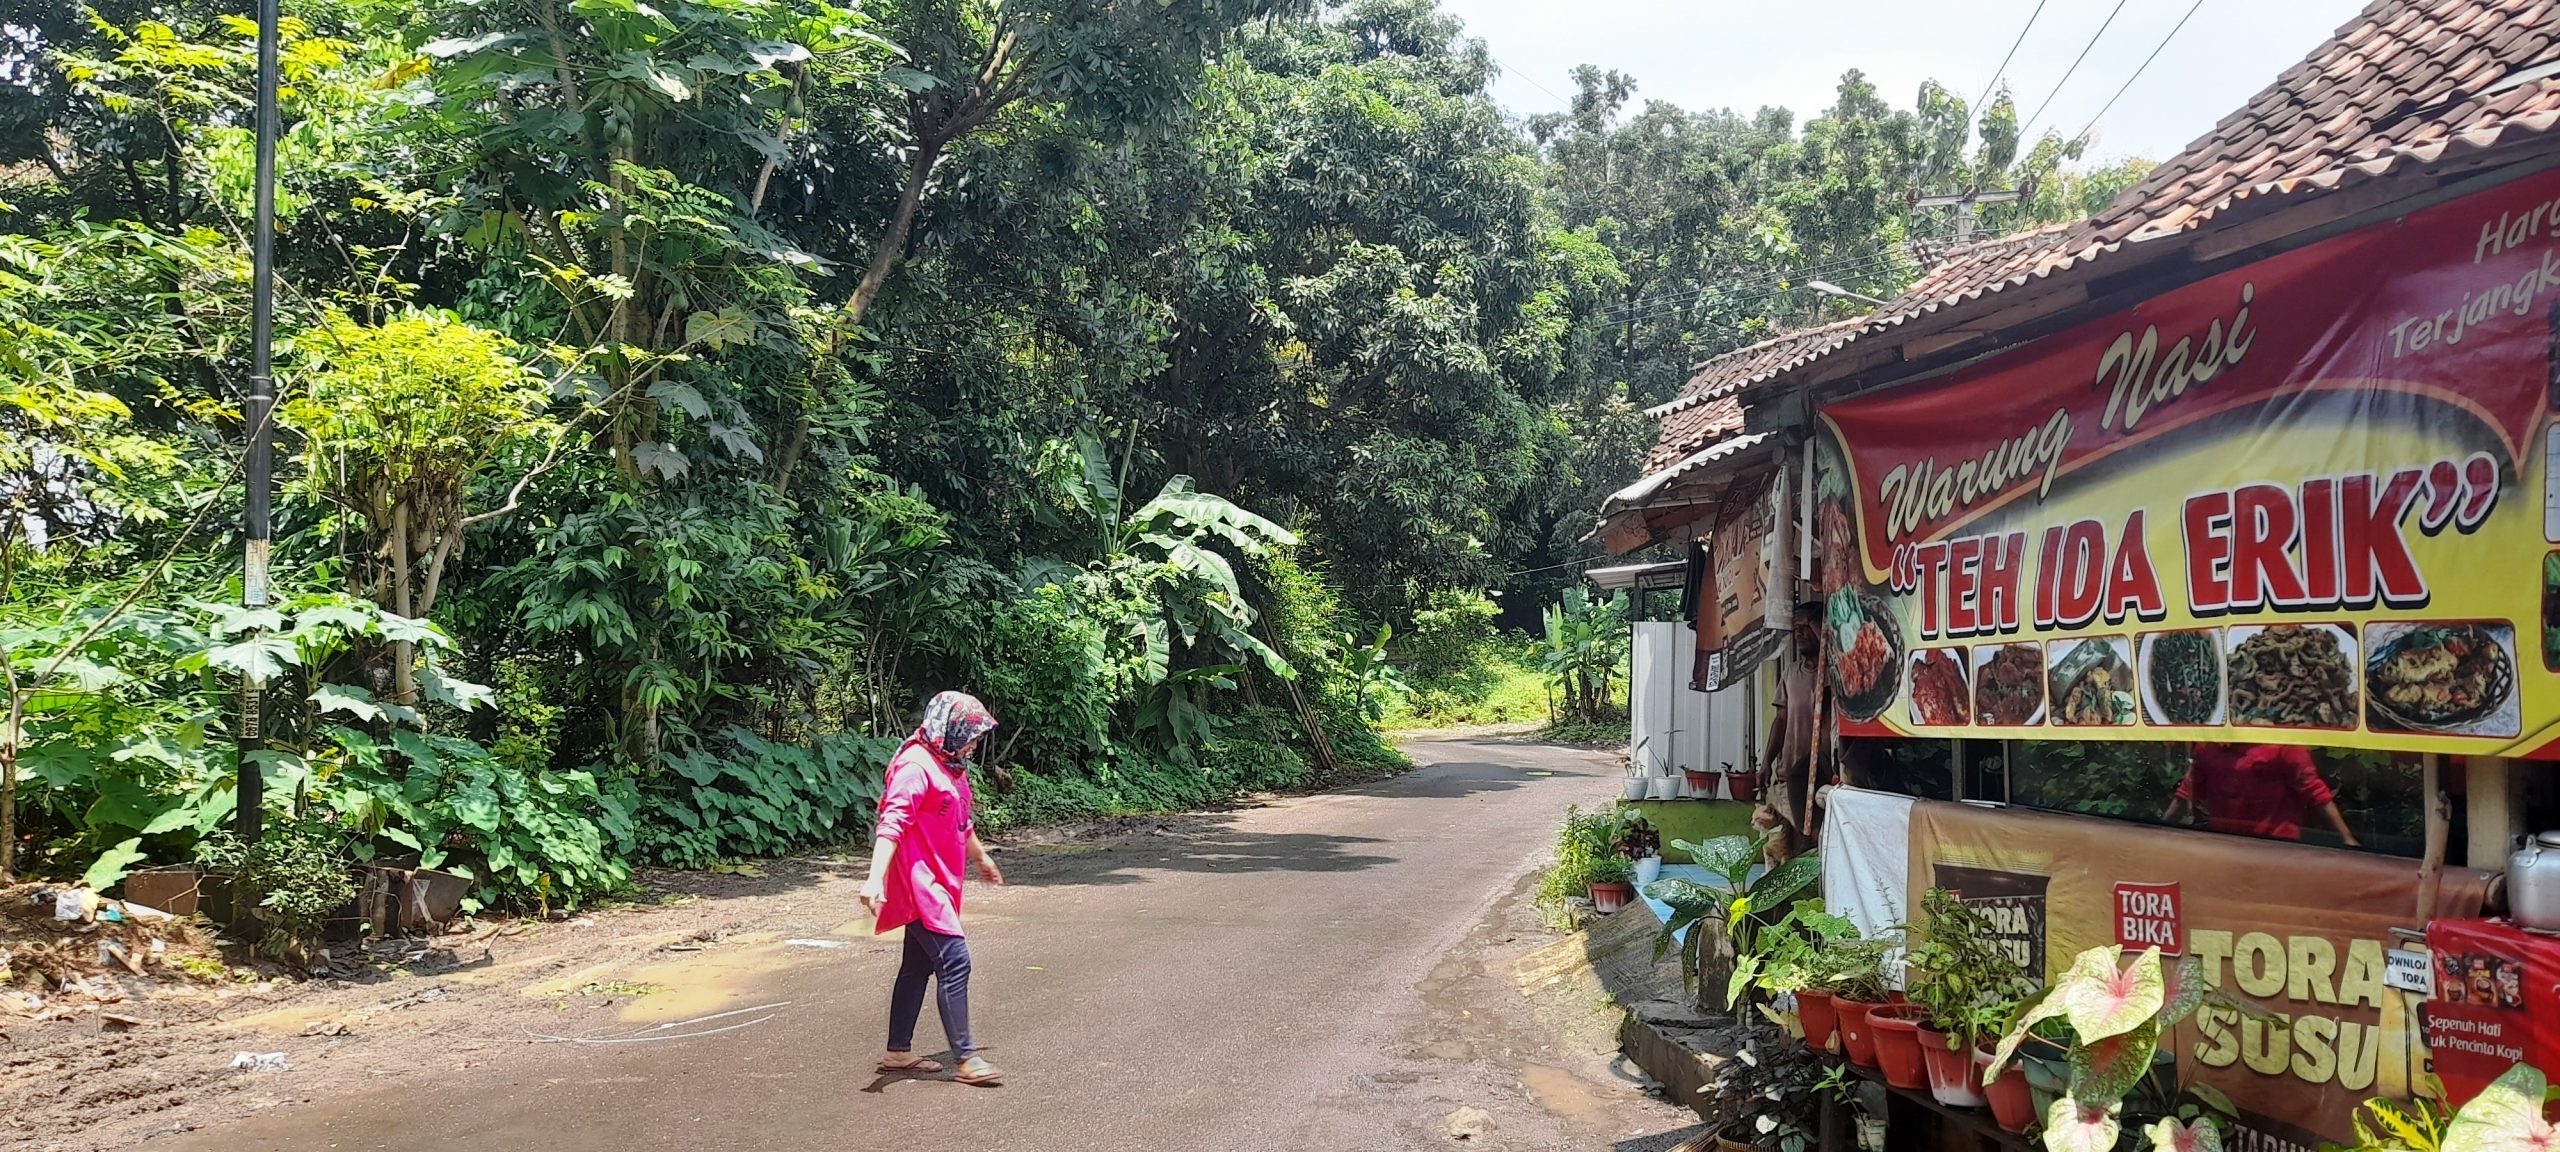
[1685,769,1718,795]
[1865,1003,1931,1090]
[1917,1025,1986,1108]
[1835,998,1884,1069]
[1796,989,1840,1053]
[1977,1043,2035,1134]
[1723,771,1762,803]
[1588,881,1635,914]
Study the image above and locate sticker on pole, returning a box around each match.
[2386,947,2435,995]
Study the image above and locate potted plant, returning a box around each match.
[1622,767,1649,802]
[1983,944,2254,1152]
[1865,998,1932,1090]
[1824,935,1896,1071]
[1697,1019,1838,1152]
[1617,815,1663,889]
[1647,771,1678,801]
[1903,888,2037,1110]
[1730,902,1861,1051]
[1587,851,1637,913]
[2330,1064,2557,1151]
[1643,830,1825,1020]
[1721,761,1762,804]
[1536,805,1629,921]
[1684,764,1719,796]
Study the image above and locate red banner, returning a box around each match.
[1817,168,2560,756]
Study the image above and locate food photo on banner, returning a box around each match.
[1812,164,2560,759]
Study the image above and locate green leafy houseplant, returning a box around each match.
[1984,944,2245,1152]
[2323,1062,2560,1152]
[1699,1019,1852,1152]
[1536,805,1631,914]
[1905,887,2037,1049]
[1734,900,1860,1004]
[2322,1075,2451,1152]
[1644,831,1823,1016]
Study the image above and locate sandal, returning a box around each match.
[953,1055,1004,1086]
[876,1054,944,1075]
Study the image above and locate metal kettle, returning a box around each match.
[2510,832,2560,929]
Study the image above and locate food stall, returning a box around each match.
[1800,163,2560,1152]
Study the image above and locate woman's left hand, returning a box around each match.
[977,855,1004,886]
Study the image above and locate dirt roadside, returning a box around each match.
[3,795,1693,1152]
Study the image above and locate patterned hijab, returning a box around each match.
[912,691,998,765]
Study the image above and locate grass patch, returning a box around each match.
[1535,715,1628,748]
[1384,656,1555,729]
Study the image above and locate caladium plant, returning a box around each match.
[1987,944,2243,1152]
[2437,1063,2559,1152]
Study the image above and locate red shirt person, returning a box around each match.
[2166,742,2360,846]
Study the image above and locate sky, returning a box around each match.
[1443,0,2372,165]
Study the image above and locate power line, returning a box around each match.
[1489,51,1571,110]
[2017,0,2131,142]
[1592,247,1908,324]
[1969,0,2050,117]
[2069,0,2209,147]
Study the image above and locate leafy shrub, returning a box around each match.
[970,584,1115,773]
[619,729,896,868]
[1535,804,1628,912]
[1403,589,1499,681]
[195,819,357,957]
[329,729,630,909]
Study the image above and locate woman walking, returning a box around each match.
[859,691,1007,1086]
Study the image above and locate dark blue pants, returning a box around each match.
[886,924,974,1058]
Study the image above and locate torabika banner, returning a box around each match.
[1909,800,2492,1149]
[1816,167,2560,756]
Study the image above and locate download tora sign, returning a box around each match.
[1817,167,2560,757]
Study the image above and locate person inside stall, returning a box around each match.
[1758,602,1823,859]
[2163,741,2359,847]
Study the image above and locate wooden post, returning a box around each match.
[2466,755,2522,872]
[2417,753,2448,922]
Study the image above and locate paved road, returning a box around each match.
[157,738,1693,1152]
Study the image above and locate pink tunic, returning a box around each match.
[872,742,974,937]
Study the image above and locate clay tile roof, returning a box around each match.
[1638,316,1868,472]
[2087,0,2560,244]
[1713,224,2100,393]
[1643,395,1745,475]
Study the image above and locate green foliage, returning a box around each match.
[1403,589,1499,681]
[1535,803,1630,911]
[1536,589,1627,722]
[1644,831,1830,1011]
[2325,1082,2450,1152]
[1903,886,2037,1045]
[2,0,2159,903]
[1987,945,2246,1152]
[625,730,894,869]
[2435,1063,2556,1152]
[196,819,358,957]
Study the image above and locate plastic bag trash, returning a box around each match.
[109,900,175,922]
[53,887,96,922]
[231,1052,290,1072]
[783,939,847,950]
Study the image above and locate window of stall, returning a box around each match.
[1996,740,2430,858]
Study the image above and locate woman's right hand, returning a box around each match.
[858,875,886,914]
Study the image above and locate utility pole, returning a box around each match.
[1913,186,2024,242]
[238,0,281,856]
